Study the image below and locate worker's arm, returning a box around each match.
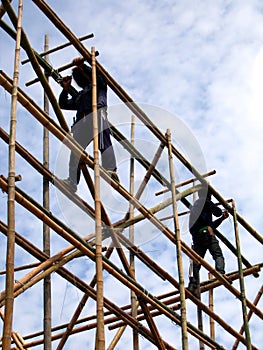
[59,76,77,110]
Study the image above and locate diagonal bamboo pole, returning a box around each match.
[232,199,251,350]
[0,0,13,19]
[2,1,23,349]
[166,129,188,350]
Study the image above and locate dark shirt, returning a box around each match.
[59,70,107,123]
[189,198,223,235]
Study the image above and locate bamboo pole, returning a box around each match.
[2,1,23,349]
[92,46,105,350]
[155,170,216,196]
[208,272,216,350]
[107,326,127,350]
[129,115,139,350]
[166,129,188,349]
[232,199,252,350]
[232,285,263,350]
[0,1,13,19]
[22,32,94,64]
[43,34,51,350]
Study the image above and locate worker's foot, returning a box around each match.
[61,178,77,193]
[107,170,120,183]
[222,274,233,284]
[187,282,198,296]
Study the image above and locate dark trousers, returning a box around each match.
[69,110,117,184]
[190,231,225,287]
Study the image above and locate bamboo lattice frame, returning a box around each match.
[0,1,262,349]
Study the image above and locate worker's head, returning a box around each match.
[72,65,92,88]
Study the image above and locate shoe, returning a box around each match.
[107,170,120,183]
[61,178,77,193]
[222,274,233,285]
[188,282,198,296]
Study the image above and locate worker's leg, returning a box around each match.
[98,110,117,172]
[69,116,93,185]
[209,235,225,274]
[99,128,117,171]
[188,241,207,292]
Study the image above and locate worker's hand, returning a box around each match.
[222,210,229,220]
[60,75,72,90]
[72,57,85,67]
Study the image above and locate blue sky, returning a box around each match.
[0,0,263,349]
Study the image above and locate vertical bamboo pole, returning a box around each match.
[92,47,105,350]
[232,199,251,350]
[129,115,139,350]
[43,34,51,350]
[192,181,204,350]
[208,272,216,350]
[2,0,23,350]
[3,1,23,349]
[232,285,263,350]
[166,129,188,350]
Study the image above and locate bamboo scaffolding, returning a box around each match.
[0,178,236,350]
[0,160,261,327]
[31,0,263,250]
[2,1,23,349]
[166,129,188,349]
[0,214,260,350]
[232,199,252,350]
[0,3,262,348]
[0,134,262,330]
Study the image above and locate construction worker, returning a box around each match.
[59,57,118,192]
[188,186,231,294]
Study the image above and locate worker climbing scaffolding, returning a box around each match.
[188,185,232,295]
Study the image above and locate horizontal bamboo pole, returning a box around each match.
[155,170,216,196]
[22,32,94,64]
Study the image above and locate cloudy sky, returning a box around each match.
[0,0,263,349]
